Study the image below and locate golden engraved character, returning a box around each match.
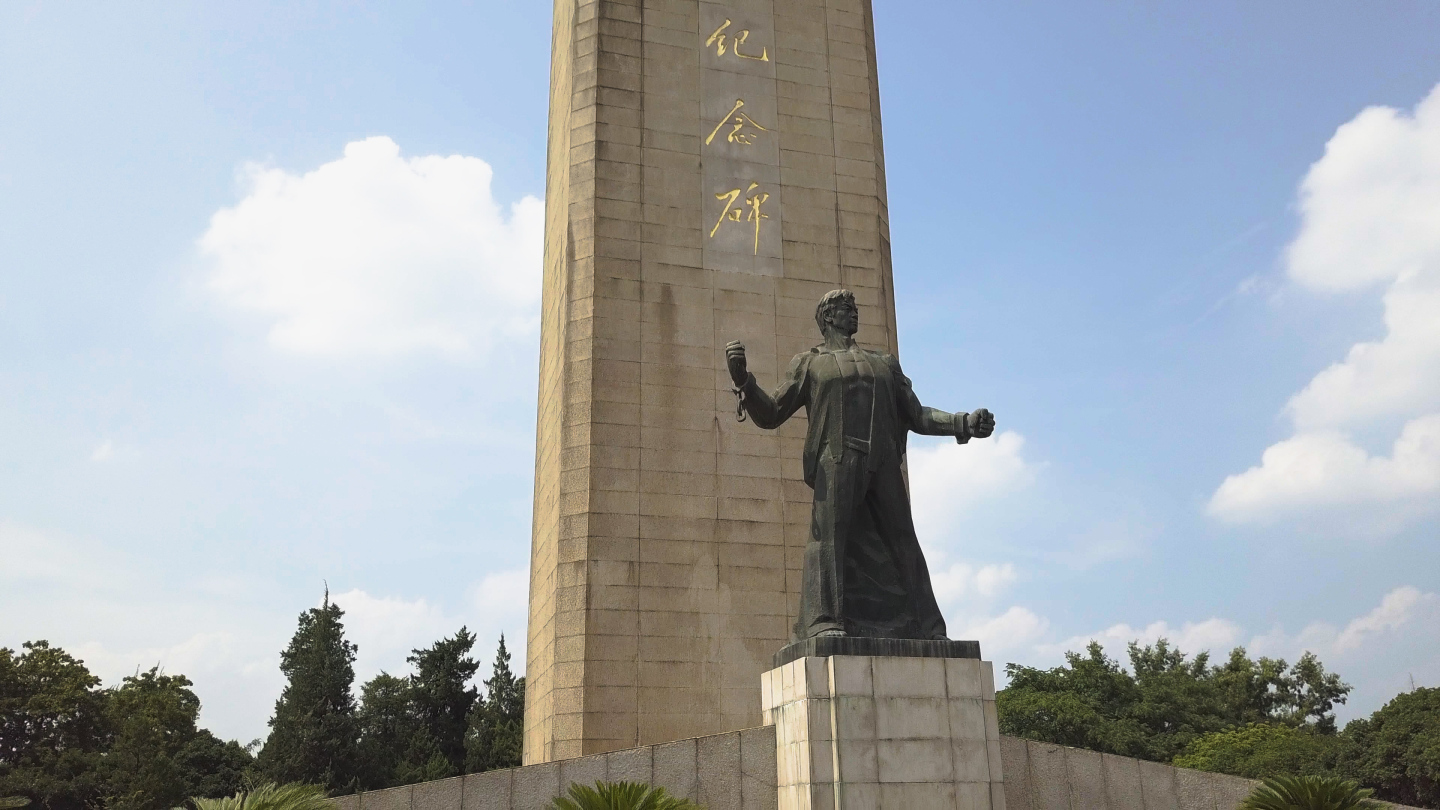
[705,99,770,147]
[705,20,770,62]
[710,182,771,254]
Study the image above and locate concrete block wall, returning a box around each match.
[996,736,1426,810]
[334,728,1428,810]
[334,725,779,810]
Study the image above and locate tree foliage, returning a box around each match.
[0,643,251,810]
[255,593,359,791]
[99,669,251,810]
[407,628,479,776]
[1174,723,1339,779]
[465,635,525,774]
[998,640,1350,763]
[1334,686,1440,808]
[354,629,510,789]
[0,643,108,810]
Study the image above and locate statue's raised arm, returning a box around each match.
[725,289,997,643]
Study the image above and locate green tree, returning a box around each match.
[465,636,525,773]
[996,641,1148,757]
[1175,723,1339,779]
[998,640,1351,764]
[550,781,699,810]
[1335,686,1440,808]
[256,592,359,791]
[0,642,251,810]
[96,668,252,808]
[407,628,479,776]
[1239,775,1381,810]
[173,733,254,801]
[355,673,417,789]
[0,642,109,810]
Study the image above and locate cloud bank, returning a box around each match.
[200,136,543,359]
[1211,84,1440,525]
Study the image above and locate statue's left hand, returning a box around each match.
[966,408,996,439]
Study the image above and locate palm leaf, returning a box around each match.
[550,780,701,810]
[193,782,333,810]
[1240,775,1383,810]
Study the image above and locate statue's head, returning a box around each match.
[815,289,858,337]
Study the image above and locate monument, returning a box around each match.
[526,0,913,763]
[726,290,994,645]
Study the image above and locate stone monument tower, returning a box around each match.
[526,0,901,764]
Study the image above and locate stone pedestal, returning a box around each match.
[761,650,1005,809]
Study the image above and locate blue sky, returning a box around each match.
[3,2,1438,745]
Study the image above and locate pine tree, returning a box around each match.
[464,635,525,773]
[257,591,359,791]
[354,673,417,790]
[407,628,479,776]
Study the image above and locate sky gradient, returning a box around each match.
[3,1,1438,745]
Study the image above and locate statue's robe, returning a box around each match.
[738,344,970,640]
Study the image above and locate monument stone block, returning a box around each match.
[764,651,1004,809]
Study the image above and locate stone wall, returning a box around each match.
[331,727,1429,809]
[334,726,778,810]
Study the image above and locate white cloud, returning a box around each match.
[200,136,543,359]
[955,606,1050,661]
[931,562,1017,603]
[330,575,529,689]
[1250,586,1440,659]
[90,439,114,462]
[1039,617,1243,662]
[1335,586,1438,653]
[1210,414,1440,523]
[329,588,453,676]
[1212,83,1440,524]
[908,430,1040,544]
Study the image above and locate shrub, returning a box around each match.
[1239,775,1382,810]
[550,781,701,810]
[192,782,333,810]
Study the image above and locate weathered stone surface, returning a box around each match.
[739,725,779,810]
[1139,759,1181,810]
[606,744,652,784]
[412,777,462,810]
[1174,767,1217,810]
[1212,774,1257,809]
[698,730,743,810]
[1026,741,1071,810]
[342,727,1440,810]
[1103,753,1146,810]
[653,737,699,801]
[558,753,607,795]
[510,761,559,810]
[1066,747,1106,810]
[361,786,411,810]
[999,735,1032,810]
[461,768,511,810]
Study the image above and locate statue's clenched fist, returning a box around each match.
[966,408,996,439]
[725,340,749,387]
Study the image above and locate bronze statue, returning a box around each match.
[725,290,996,641]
